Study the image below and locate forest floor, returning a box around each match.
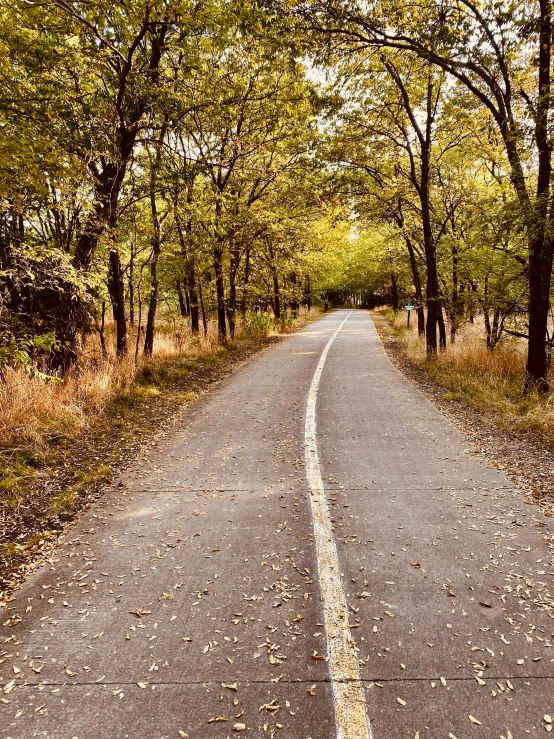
[372,309,554,520]
[0,313,318,597]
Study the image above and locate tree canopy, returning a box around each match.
[1,0,552,392]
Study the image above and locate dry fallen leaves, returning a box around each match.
[310,652,327,661]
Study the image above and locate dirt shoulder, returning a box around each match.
[372,311,554,519]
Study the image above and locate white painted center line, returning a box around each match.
[304,311,373,739]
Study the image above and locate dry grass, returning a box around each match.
[0,318,224,454]
[376,307,554,447]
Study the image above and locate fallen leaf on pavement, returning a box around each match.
[310,652,327,661]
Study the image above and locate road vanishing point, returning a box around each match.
[1,310,553,738]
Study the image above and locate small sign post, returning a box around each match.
[405,302,414,327]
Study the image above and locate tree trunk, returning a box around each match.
[198,272,208,336]
[450,243,460,342]
[469,282,478,323]
[174,204,200,336]
[95,301,109,358]
[438,304,447,350]
[273,273,281,319]
[492,309,500,348]
[525,233,552,391]
[128,237,135,326]
[390,272,399,313]
[144,127,166,358]
[227,244,240,340]
[108,247,127,356]
[421,144,441,355]
[423,219,440,355]
[240,246,250,317]
[268,243,281,319]
[135,279,143,362]
[227,269,236,340]
[403,237,425,336]
[176,281,187,317]
[185,260,200,335]
[385,66,440,355]
[484,310,492,349]
[143,248,159,357]
[213,244,227,343]
[290,271,299,317]
[304,274,311,311]
[524,0,553,392]
[483,275,492,349]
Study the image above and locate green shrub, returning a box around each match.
[277,313,294,331]
[241,311,274,339]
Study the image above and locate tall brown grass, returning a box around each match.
[377,308,554,446]
[0,317,224,454]
[0,309,315,458]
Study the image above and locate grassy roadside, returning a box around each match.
[372,308,554,447]
[1,312,319,596]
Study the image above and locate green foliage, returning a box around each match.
[0,2,339,367]
[0,333,61,382]
[241,311,275,339]
[0,0,546,378]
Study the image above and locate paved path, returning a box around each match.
[1,310,553,738]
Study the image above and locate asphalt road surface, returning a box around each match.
[1,309,554,739]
